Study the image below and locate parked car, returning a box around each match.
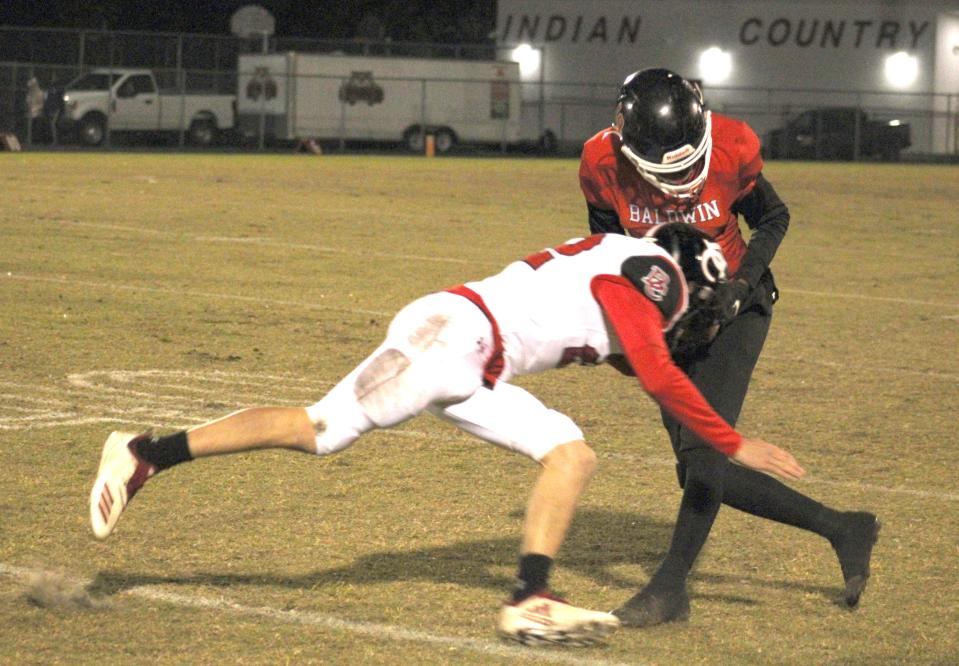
[59,68,235,146]
[764,107,911,161]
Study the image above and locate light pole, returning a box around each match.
[510,43,545,144]
[537,45,545,141]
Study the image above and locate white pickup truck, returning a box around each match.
[59,68,235,146]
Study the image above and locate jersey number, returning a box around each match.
[522,236,604,368]
[523,235,605,269]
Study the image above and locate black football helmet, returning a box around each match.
[615,68,712,205]
[645,223,727,357]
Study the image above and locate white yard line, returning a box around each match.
[795,476,959,502]
[0,563,639,666]
[196,235,476,265]
[782,357,959,380]
[25,219,959,309]
[1,273,392,317]
[6,272,959,342]
[1,367,956,501]
[596,452,959,502]
[48,219,474,265]
[787,286,959,309]
[7,395,954,501]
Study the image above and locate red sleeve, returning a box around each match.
[714,114,764,201]
[591,275,743,455]
[736,121,763,200]
[579,130,620,209]
[579,146,608,208]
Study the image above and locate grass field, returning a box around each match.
[0,152,957,665]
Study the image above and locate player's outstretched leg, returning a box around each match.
[498,592,620,647]
[830,511,881,608]
[90,407,316,540]
[89,432,157,539]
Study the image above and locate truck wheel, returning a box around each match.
[434,129,455,153]
[78,114,106,146]
[880,144,902,162]
[404,128,425,153]
[188,119,216,146]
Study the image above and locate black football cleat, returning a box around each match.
[830,511,881,608]
[612,586,690,628]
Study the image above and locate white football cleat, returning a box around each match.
[498,591,620,647]
[89,431,156,540]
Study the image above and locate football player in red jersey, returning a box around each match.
[579,69,880,626]
[89,224,804,646]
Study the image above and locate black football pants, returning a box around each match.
[651,304,842,586]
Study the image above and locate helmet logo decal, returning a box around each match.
[641,265,671,301]
[662,144,695,164]
[697,240,728,284]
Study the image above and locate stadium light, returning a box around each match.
[698,47,732,85]
[511,43,541,80]
[884,51,919,89]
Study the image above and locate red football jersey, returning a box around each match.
[579,113,763,276]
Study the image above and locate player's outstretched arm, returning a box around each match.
[732,437,805,481]
[593,277,807,482]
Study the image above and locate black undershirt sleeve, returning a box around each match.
[587,203,625,235]
[730,173,790,289]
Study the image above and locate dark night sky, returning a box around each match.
[0,1,497,43]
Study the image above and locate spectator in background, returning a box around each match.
[25,77,45,144]
[42,78,64,146]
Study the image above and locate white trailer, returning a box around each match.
[237,52,540,152]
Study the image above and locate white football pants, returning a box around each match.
[305,292,583,461]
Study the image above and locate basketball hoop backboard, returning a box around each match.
[231,5,275,39]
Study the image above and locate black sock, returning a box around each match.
[511,553,553,602]
[721,464,844,540]
[133,431,193,471]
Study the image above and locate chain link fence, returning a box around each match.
[542,82,958,160]
[1,25,956,159]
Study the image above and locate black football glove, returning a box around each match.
[713,278,751,326]
[666,287,724,361]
